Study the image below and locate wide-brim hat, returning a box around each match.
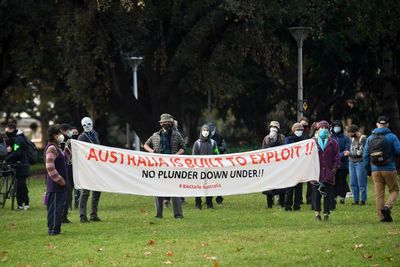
[159,113,174,123]
[292,122,304,132]
[269,121,280,129]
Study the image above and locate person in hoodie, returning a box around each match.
[4,122,31,210]
[284,123,305,211]
[330,120,351,207]
[363,116,400,222]
[192,124,219,209]
[78,117,102,223]
[312,120,340,222]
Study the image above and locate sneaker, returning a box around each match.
[315,215,322,221]
[90,217,101,222]
[62,218,72,224]
[381,206,393,222]
[324,214,329,222]
[17,206,24,210]
[285,208,293,211]
[352,201,359,205]
[360,201,366,205]
[174,215,184,219]
[24,205,30,210]
[80,217,90,223]
[155,215,163,219]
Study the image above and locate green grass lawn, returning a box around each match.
[0,176,399,266]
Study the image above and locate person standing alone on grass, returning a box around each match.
[347,125,368,205]
[192,124,219,209]
[312,120,340,222]
[44,124,66,235]
[144,113,186,219]
[331,120,351,207]
[4,122,31,210]
[78,117,102,223]
[363,116,400,222]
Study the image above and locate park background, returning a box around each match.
[1,1,400,266]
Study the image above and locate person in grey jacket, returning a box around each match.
[192,124,219,209]
[144,113,186,219]
[78,117,102,223]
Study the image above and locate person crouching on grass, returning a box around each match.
[45,124,67,235]
[311,120,340,222]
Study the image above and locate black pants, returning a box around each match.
[312,183,334,215]
[62,182,73,220]
[285,183,303,210]
[195,197,213,207]
[306,182,313,204]
[266,191,285,208]
[16,175,29,206]
[334,169,349,198]
[79,190,101,220]
[47,191,65,235]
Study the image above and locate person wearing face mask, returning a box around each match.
[330,120,351,207]
[144,113,186,219]
[284,123,305,211]
[347,125,367,205]
[4,122,31,210]
[261,121,286,209]
[299,117,310,138]
[44,124,67,235]
[77,117,102,223]
[311,120,340,222]
[192,124,220,209]
[60,123,74,223]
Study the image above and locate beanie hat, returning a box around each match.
[292,123,304,132]
[269,121,280,129]
[316,120,329,130]
[159,113,174,123]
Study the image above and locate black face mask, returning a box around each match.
[162,124,172,131]
[71,134,79,140]
[5,131,15,138]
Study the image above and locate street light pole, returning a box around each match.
[126,56,143,151]
[288,27,311,122]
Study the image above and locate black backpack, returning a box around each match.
[23,135,38,165]
[368,133,389,166]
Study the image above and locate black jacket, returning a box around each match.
[5,130,30,177]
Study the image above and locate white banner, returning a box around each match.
[71,139,320,197]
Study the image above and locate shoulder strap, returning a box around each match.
[83,133,94,143]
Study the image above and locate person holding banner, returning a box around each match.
[78,117,102,223]
[144,113,186,219]
[44,124,66,235]
[193,124,220,209]
[312,120,340,222]
[284,123,305,211]
[261,121,286,208]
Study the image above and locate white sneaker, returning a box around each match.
[24,205,30,210]
[17,206,24,210]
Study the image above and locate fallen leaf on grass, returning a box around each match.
[203,254,211,260]
[385,256,394,262]
[353,243,364,249]
[201,243,208,247]
[47,243,56,249]
[362,253,373,259]
[139,208,147,214]
[147,239,155,246]
[235,247,244,252]
[144,251,152,256]
[163,260,172,265]
[325,249,332,253]
[8,223,16,229]
[166,251,173,257]
[371,264,380,267]
[96,248,104,252]
[212,256,219,267]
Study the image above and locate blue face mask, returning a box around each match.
[318,129,329,139]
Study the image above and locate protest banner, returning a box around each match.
[71,139,319,197]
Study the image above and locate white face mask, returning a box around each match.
[333,126,341,133]
[269,131,277,139]
[67,130,73,138]
[202,130,209,138]
[81,117,93,133]
[57,134,65,143]
[294,130,303,137]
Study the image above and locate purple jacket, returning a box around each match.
[314,138,340,185]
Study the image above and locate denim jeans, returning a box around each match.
[349,161,367,202]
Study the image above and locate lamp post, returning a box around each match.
[126,56,143,150]
[288,27,311,122]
